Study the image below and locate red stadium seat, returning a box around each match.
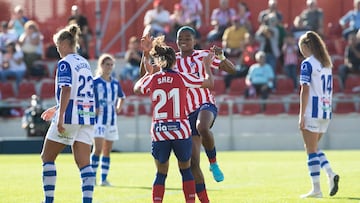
[263,102,285,115]
[120,79,135,96]
[334,101,356,114]
[211,78,226,96]
[17,81,37,100]
[0,82,16,100]
[240,102,262,115]
[344,75,360,94]
[332,76,342,93]
[228,78,246,96]
[39,80,55,100]
[275,77,295,95]
[287,102,300,115]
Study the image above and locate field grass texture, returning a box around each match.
[0,151,359,203]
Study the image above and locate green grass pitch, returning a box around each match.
[0,150,359,203]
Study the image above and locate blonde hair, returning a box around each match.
[298,31,332,68]
[95,53,115,77]
[24,20,39,32]
[53,24,80,51]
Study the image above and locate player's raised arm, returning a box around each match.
[211,45,236,74]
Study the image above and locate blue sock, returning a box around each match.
[101,156,110,182]
[180,167,194,182]
[154,172,167,186]
[42,162,56,203]
[80,165,95,203]
[90,154,99,177]
[307,153,320,184]
[205,147,217,163]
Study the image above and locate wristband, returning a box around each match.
[217,51,226,61]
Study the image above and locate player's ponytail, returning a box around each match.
[150,36,176,69]
[53,24,80,51]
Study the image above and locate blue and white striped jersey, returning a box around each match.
[300,55,332,119]
[94,76,125,126]
[55,53,96,125]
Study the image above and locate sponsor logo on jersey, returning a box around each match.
[154,122,180,132]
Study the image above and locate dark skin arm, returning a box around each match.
[210,45,236,74]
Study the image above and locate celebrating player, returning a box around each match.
[298,31,340,198]
[134,36,214,203]
[91,53,125,186]
[40,24,96,203]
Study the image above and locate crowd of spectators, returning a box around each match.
[1,0,360,118]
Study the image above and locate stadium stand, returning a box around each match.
[0,82,16,100]
[39,79,55,100]
[16,81,37,100]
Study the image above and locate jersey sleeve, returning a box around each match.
[117,82,126,98]
[300,61,312,85]
[139,75,153,94]
[57,60,72,87]
[180,72,203,88]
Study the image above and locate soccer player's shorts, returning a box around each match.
[93,124,119,141]
[45,122,93,145]
[304,117,330,133]
[152,138,192,163]
[188,103,218,136]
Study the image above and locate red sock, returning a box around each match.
[183,180,195,203]
[197,189,209,203]
[153,184,165,203]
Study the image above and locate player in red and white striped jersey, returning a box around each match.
[174,26,235,203]
[135,36,215,203]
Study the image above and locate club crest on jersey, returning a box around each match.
[154,122,180,132]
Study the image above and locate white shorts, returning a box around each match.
[93,124,119,141]
[304,117,330,133]
[45,122,93,145]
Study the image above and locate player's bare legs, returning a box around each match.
[197,109,224,182]
[300,129,322,198]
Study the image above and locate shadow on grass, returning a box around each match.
[328,196,360,201]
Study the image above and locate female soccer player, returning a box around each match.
[298,31,339,198]
[140,26,236,203]
[40,24,96,203]
[134,36,214,203]
[91,53,125,186]
[175,26,235,202]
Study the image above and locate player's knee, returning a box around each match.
[196,124,210,136]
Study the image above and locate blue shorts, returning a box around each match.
[152,138,192,163]
[188,103,218,136]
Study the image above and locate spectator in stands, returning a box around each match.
[222,16,249,59]
[338,31,360,89]
[258,0,283,26]
[0,41,26,88]
[143,0,171,39]
[18,20,44,76]
[282,32,299,91]
[169,3,188,41]
[207,0,236,42]
[0,21,18,53]
[224,32,259,92]
[236,2,252,33]
[339,0,360,39]
[8,5,29,37]
[245,51,274,100]
[255,13,280,88]
[120,36,142,81]
[68,5,92,59]
[180,0,203,28]
[294,0,324,36]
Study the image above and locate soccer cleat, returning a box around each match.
[300,190,323,198]
[100,180,112,186]
[209,162,224,182]
[329,174,340,196]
